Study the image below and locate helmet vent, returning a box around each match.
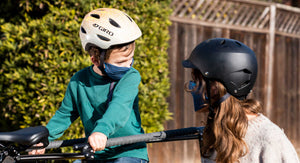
[220,39,226,45]
[91,14,100,19]
[240,69,252,88]
[240,80,250,89]
[97,34,110,41]
[124,14,133,22]
[243,69,251,74]
[81,27,87,34]
[235,41,242,46]
[109,18,121,28]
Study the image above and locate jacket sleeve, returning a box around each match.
[46,80,79,141]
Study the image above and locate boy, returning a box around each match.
[30,8,148,163]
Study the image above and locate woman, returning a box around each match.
[182,38,299,163]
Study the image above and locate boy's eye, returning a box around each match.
[116,60,126,64]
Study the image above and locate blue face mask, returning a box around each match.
[188,80,208,112]
[103,59,133,80]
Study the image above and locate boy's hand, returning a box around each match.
[28,143,46,155]
[88,132,107,152]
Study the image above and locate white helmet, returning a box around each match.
[79,8,142,51]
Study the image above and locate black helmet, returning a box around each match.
[182,38,258,100]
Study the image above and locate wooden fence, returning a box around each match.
[148,0,300,162]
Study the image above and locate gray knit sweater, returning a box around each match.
[201,114,299,163]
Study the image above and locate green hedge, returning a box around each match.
[0,0,172,143]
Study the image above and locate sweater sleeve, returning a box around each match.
[260,127,299,163]
[46,80,79,141]
[91,69,141,137]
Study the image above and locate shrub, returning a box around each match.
[0,0,172,145]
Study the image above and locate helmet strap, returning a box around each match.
[205,80,214,120]
[99,50,107,75]
[212,93,231,108]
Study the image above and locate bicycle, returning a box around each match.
[0,126,204,162]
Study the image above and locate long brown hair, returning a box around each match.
[189,69,262,163]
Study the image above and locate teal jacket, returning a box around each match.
[46,66,148,161]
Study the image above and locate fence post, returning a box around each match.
[265,4,276,118]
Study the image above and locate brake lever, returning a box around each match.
[73,143,94,160]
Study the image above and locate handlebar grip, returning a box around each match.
[105,131,165,147]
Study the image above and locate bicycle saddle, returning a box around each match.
[0,126,49,146]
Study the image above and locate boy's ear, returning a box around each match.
[91,55,100,66]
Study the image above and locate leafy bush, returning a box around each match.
[0,0,172,144]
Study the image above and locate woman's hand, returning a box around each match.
[28,143,46,155]
[88,132,107,152]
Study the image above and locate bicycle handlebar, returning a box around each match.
[45,127,204,150]
[6,127,204,162]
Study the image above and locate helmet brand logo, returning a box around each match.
[93,23,114,36]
